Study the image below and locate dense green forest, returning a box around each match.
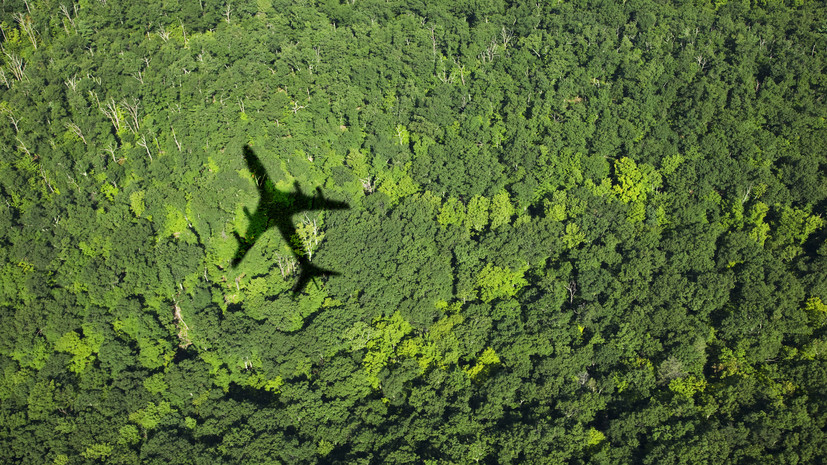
[1,0,826,463]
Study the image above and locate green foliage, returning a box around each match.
[1,0,826,463]
[129,190,146,218]
[143,373,169,395]
[562,223,586,249]
[363,312,414,389]
[586,427,606,446]
[768,205,825,260]
[129,401,176,431]
[668,375,707,398]
[54,325,104,374]
[162,205,190,240]
[613,157,654,204]
[805,297,827,327]
[437,197,467,226]
[475,263,528,303]
[118,425,140,446]
[466,195,490,232]
[464,347,501,381]
[489,190,515,229]
[660,153,685,176]
[377,163,420,206]
[81,443,113,461]
[747,202,771,246]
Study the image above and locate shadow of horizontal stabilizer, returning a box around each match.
[293,262,340,296]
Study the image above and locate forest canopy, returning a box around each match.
[1,0,826,463]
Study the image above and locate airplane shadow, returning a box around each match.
[232,145,349,296]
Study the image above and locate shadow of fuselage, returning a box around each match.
[232,145,349,295]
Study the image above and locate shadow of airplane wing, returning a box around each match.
[232,146,271,268]
[243,145,270,197]
[310,186,349,211]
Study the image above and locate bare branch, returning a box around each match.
[136,134,153,161]
[121,98,141,134]
[564,280,577,304]
[360,177,375,194]
[99,97,121,133]
[102,143,116,163]
[181,23,189,47]
[157,24,170,42]
[275,252,298,278]
[40,165,55,193]
[224,2,232,24]
[0,106,19,132]
[14,13,37,50]
[500,27,513,49]
[15,137,34,160]
[60,4,77,32]
[171,127,182,152]
[3,48,27,81]
[64,74,79,91]
[65,122,87,144]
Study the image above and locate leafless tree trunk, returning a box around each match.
[122,98,141,134]
[276,253,298,278]
[102,143,116,163]
[137,134,153,162]
[60,4,77,32]
[171,127,182,152]
[157,24,170,42]
[172,299,192,349]
[360,177,375,194]
[453,59,466,85]
[14,13,37,50]
[565,280,577,304]
[1,106,19,132]
[64,74,79,91]
[65,122,87,144]
[15,137,34,160]
[3,48,27,81]
[501,27,513,49]
[429,25,437,58]
[8,113,19,133]
[40,165,55,193]
[224,2,232,24]
[99,98,122,133]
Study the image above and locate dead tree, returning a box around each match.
[59,4,77,32]
[3,48,27,81]
[99,98,122,133]
[121,98,141,134]
[564,280,577,304]
[14,13,37,50]
[65,122,87,144]
[64,74,79,91]
[224,2,232,24]
[136,134,153,162]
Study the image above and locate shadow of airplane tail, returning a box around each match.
[293,261,340,295]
